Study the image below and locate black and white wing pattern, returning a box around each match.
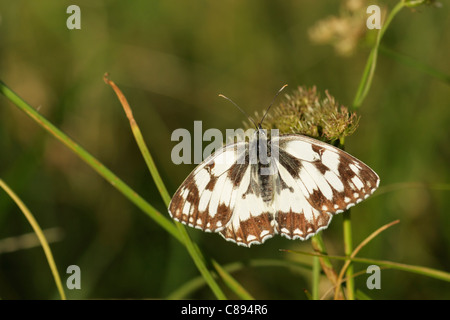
[168,133,379,247]
[271,134,379,241]
[168,141,252,234]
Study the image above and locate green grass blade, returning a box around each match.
[166,272,208,300]
[303,289,313,300]
[283,250,450,283]
[355,289,373,300]
[104,75,227,300]
[379,45,450,85]
[374,182,450,198]
[334,219,400,299]
[0,179,66,300]
[320,267,387,300]
[0,80,181,243]
[167,259,313,299]
[212,260,254,300]
[103,74,172,206]
[176,224,227,299]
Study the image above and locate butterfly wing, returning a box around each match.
[169,141,248,233]
[169,138,278,247]
[218,163,278,247]
[169,132,380,247]
[272,134,380,240]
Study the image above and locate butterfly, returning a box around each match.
[168,87,380,247]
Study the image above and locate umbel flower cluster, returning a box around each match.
[248,86,359,145]
[308,0,440,57]
[308,0,375,56]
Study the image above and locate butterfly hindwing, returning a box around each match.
[272,153,333,240]
[219,164,278,246]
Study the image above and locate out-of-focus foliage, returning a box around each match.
[0,0,449,299]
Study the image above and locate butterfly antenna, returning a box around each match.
[218,94,258,130]
[259,84,288,126]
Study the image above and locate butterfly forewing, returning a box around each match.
[169,142,247,232]
[169,140,279,247]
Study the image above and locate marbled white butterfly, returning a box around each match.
[169,88,379,247]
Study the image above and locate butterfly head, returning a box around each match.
[258,84,288,128]
[219,84,288,134]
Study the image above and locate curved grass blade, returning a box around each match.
[0,179,66,300]
[103,74,227,300]
[355,289,372,300]
[320,267,389,300]
[311,233,344,299]
[103,74,172,205]
[0,80,181,243]
[373,182,450,198]
[212,260,254,300]
[379,45,450,85]
[176,224,227,299]
[282,250,450,283]
[334,219,400,299]
[167,259,313,299]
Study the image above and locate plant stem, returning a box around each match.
[311,234,324,300]
[352,1,405,109]
[311,233,344,299]
[342,210,354,300]
[312,254,320,300]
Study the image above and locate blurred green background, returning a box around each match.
[0,0,449,299]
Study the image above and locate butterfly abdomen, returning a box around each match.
[259,169,273,204]
[256,134,276,204]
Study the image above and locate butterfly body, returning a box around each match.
[169,128,379,247]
